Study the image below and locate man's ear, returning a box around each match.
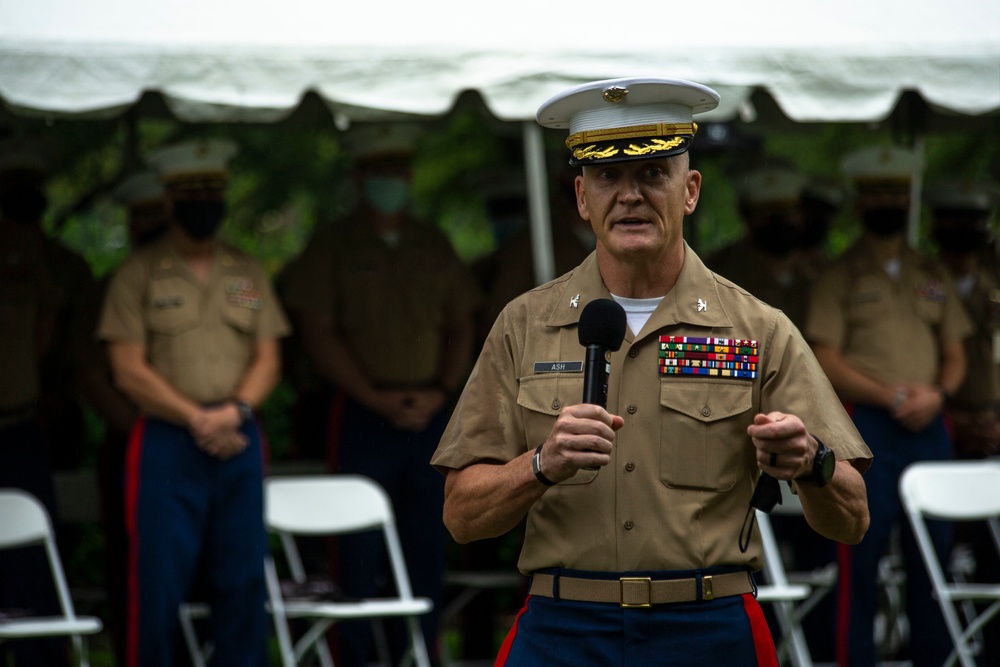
[575,173,590,221]
[685,169,702,215]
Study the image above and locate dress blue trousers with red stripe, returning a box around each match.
[125,417,267,667]
[495,569,778,667]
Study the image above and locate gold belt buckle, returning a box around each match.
[620,577,652,608]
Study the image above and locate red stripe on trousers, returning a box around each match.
[742,593,779,667]
[123,417,147,667]
[493,594,532,667]
[836,541,853,666]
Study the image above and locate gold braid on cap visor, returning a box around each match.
[566,123,698,163]
[162,172,229,191]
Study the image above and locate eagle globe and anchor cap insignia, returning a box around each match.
[603,86,629,103]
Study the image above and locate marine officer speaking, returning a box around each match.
[431,78,872,666]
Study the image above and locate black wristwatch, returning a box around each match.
[234,399,254,424]
[797,436,835,487]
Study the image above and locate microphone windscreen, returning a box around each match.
[578,298,627,351]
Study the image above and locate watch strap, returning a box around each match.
[532,444,556,487]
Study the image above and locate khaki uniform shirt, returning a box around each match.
[483,217,595,332]
[706,238,814,329]
[97,237,290,404]
[284,218,481,387]
[805,240,972,384]
[432,245,870,574]
[950,264,1000,410]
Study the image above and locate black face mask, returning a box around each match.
[749,215,799,257]
[798,220,830,250]
[173,200,226,240]
[0,187,47,223]
[862,207,908,238]
[933,228,991,255]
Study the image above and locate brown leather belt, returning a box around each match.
[529,571,753,607]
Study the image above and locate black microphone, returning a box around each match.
[578,298,627,408]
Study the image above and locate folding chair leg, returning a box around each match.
[771,598,813,667]
[405,616,432,667]
[373,618,393,666]
[179,608,208,667]
[72,634,90,667]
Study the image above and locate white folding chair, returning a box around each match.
[770,483,839,624]
[265,474,433,667]
[0,488,103,667]
[900,460,1000,667]
[755,508,814,667]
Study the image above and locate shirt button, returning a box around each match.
[628,348,639,358]
[701,405,711,417]
[627,404,637,414]
[552,400,561,410]
[625,462,635,472]
[624,520,634,530]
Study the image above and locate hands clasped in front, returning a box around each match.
[189,404,248,460]
[890,382,945,433]
[369,387,448,433]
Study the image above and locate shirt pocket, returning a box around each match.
[847,291,884,326]
[146,279,199,336]
[658,380,752,492]
[221,300,260,335]
[913,295,944,326]
[517,374,597,486]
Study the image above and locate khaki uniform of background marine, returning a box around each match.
[706,238,814,329]
[926,178,1000,457]
[481,165,596,339]
[434,248,870,574]
[706,165,813,329]
[99,237,289,400]
[806,244,970,387]
[947,264,1000,441]
[286,217,480,389]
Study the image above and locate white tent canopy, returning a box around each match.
[1,0,998,125]
[2,0,998,281]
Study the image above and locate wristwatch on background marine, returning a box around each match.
[234,399,254,424]
[797,436,835,487]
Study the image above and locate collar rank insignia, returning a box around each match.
[697,298,707,312]
[570,293,580,308]
[657,336,758,380]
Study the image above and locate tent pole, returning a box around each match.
[522,121,555,285]
[908,135,925,250]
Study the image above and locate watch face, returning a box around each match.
[820,448,836,482]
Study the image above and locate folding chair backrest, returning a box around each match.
[265,475,417,600]
[266,475,393,535]
[0,488,86,626]
[900,461,1000,521]
[0,489,51,548]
